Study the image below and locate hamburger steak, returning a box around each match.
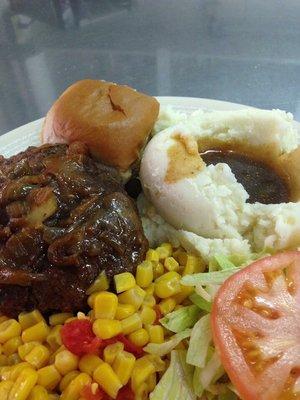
[0,142,148,317]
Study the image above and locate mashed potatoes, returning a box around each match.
[139,106,300,260]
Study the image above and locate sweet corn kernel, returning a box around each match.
[114,272,136,293]
[153,262,164,279]
[49,313,73,326]
[7,353,22,365]
[145,283,155,295]
[93,292,118,319]
[48,345,65,365]
[147,325,164,344]
[59,370,80,392]
[146,249,159,264]
[18,342,40,361]
[135,382,148,400]
[18,310,44,330]
[9,367,38,400]
[25,345,50,369]
[128,329,149,347]
[112,350,135,385]
[3,336,22,356]
[60,372,91,400]
[103,342,124,365]
[28,385,48,400]
[1,362,31,381]
[121,313,142,335]
[37,365,61,390]
[54,350,78,375]
[136,260,153,288]
[146,373,157,392]
[78,354,102,376]
[118,286,146,310]
[22,321,50,343]
[86,271,109,295]
[164,256,179,272]
[142,294,156,308]
[139,306,156,325]
[183,254,205,275]
[131,356,156,392]
[156,243,172,259]
[0,380,13,398]
[93,362,122,399]
[93,319,122,339]
[115,304,135,320]
[87,292,98,308]
[46,325,62,351]
[172,285,194,304]
[158,298,177,315]
[0,319,21,344]
[145,354,166,372]
[154,271,181,299]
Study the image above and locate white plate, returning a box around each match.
[0,96,298,158]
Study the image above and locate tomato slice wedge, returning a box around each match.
[211,251,300,400]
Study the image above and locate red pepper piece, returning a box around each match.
[99,334,144,358]
[81,384,107,400]
[116,384,135,400]
[61,319,102,357]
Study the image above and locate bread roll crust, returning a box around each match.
[42,80,159,170]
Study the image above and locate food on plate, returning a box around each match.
[212,251,300,400]
[140,108,300,258]
[42,80,159,171]
[0,142,147,317]
[0,243,206,399]
[2,82,300,400]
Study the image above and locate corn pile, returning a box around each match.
[0,243,204,400]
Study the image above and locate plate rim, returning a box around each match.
[0,96,298,158]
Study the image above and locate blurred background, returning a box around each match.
[1,0,300,134]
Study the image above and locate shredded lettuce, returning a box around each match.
[150,350,196,400]
[192,349,224,397]
[187,314,212,367]
[181,269,239,286]
[189,292,212,312]
[159,305,200,333]
[144,329,191,357]
[214,254,236,270]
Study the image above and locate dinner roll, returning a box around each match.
[41,80,159,170]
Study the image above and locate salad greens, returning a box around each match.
[150,350,196,400]
[187,314,211,368]
[189,292,212,312]
[148,254,247,399]
[144,329,191,357]
[159,305,200,333]
[181,268,239,286]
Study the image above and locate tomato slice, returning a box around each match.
[61,319,102,356]
[211,251,300,400]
